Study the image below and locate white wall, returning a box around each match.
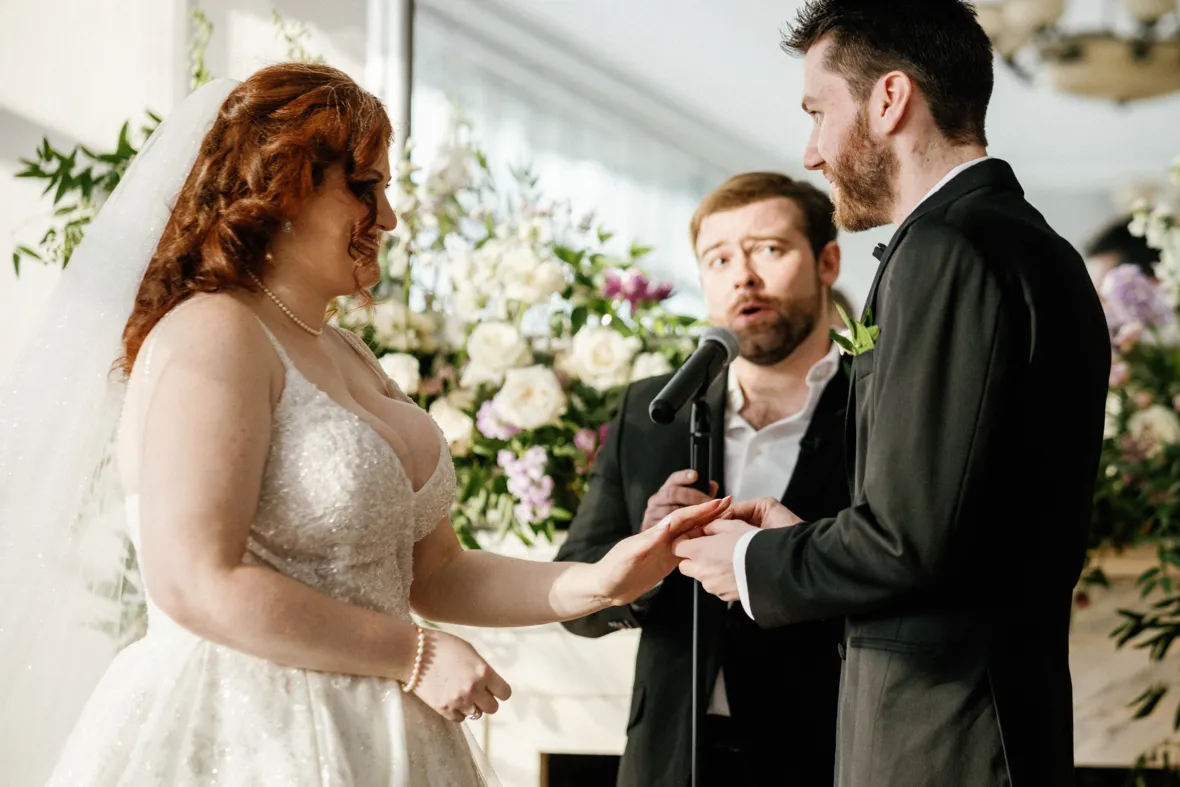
[0,0,188,376]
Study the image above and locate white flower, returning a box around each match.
[370,301,417,350]
[631,352,674,381]
[1146,205,1173,250]
[392,188,419,218]
[424,143,473,197]
[1104,393,1122,439]
[386,226,412,278]
[428,396,475,457]
[1129,202,1150,238]
[498,243,566,305]
[460,321,532,388]
[561,325,642,392]
[378,353,420,396]
[1128,404,1180,456]
[493,366,568,431]
[517,215,554,245]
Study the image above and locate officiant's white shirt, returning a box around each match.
[709,341,841,715]
[731,155,993,622]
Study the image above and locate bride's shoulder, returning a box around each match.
[137,293,272,372]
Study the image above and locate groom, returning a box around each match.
[676,2,1112,786]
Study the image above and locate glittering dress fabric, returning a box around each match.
[47,325,489,786]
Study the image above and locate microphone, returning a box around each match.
[649,327,740,424]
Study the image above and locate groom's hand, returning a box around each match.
[728,496,803,529]
[672,518,758,602]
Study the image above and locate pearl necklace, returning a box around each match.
[247,271,323,336]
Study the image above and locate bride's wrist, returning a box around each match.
[552,562,612,619]
[386,619,428,684]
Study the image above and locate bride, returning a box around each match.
[0,64,727,785]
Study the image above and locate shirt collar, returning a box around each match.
[913,156,992,212]
[726,340,841,417]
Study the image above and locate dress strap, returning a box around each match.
[253,317,295,370]
[332,325,411,402]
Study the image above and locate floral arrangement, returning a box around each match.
[1087,158,1180,559]
[333,112,704,548]
[1079,156,1180,764]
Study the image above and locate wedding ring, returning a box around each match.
[468,710,483,721]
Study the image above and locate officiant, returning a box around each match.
[556,172,852,786]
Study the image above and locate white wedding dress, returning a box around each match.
[45,320,493,786]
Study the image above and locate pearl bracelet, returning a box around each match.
[401,625,427,694]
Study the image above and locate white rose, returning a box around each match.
[563,325,642,392]
[493,366,568,431]
[428,397,475,457]
[1128,404,1180,456]
[378,353,420,396]
[410,311,440,354]
[370,300,417,351]
[499,244,566,305]
[631,352,674,381]
[451,287,483,322]
[461,322,532,388]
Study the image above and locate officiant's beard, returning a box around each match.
[737,290,822,366]
[827,108,898,232]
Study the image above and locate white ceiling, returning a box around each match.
[493,0,1180,194]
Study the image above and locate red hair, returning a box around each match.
[118,62,393,376]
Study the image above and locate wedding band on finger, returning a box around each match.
[468,710,483,721]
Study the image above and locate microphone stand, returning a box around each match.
[687,378,712,787]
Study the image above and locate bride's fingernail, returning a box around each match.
[658,516,672,530]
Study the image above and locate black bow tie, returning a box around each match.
[872,243,886,261]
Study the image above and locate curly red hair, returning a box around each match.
[118,62,393,376]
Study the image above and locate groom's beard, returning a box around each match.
[827,108,898,232]
[735,289,822,366]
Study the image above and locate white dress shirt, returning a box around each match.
[709,342,841,715]
[732,155,993,622]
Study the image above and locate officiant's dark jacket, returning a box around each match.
[742,159,1112,787]
[555,365,851,787]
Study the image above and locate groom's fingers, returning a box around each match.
[727,496,778,524]
[702,518,749,536]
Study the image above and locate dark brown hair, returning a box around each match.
[690,171,837,259]
[118,62,393,375]
[782,0,993,147]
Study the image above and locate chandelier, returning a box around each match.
[977,0,1180,102]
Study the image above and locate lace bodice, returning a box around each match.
[129,322,455,624]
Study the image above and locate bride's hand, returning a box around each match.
[595,496,732,607]
[410,629,511,723]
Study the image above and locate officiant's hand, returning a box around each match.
[596,496,731,606]
[640,469,719,532]
[673,517,759,602]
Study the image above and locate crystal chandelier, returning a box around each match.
[977,0,1180,102]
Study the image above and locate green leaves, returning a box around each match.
[830,303,879,356]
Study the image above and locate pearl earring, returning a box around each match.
[282,220,293,233]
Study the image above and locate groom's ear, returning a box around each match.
[876,71,915,135]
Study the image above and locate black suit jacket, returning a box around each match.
[743,159,1112,787]
[556,365,851,787]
